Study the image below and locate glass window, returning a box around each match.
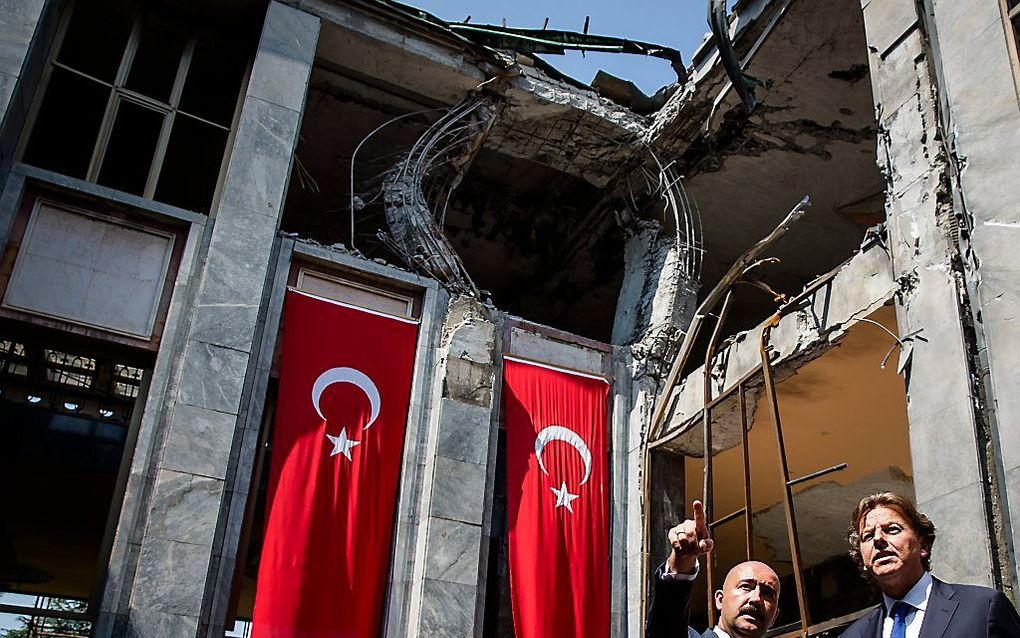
[20,0,255,213]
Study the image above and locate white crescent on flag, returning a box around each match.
[311,367,381,428]
[534,425,593,485]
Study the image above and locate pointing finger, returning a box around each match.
[693,500,708,537]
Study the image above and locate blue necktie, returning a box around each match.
[890,601,913,638]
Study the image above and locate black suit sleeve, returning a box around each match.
[988,590,1020,638]
[645,563,697,638]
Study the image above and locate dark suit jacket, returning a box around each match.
[840,577,1020,638]
[645,563,716,638]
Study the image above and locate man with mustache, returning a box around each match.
[646,500,781,637]
[841,491,1020,638]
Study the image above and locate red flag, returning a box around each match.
[504,357,610,638]
[252,289,418,637]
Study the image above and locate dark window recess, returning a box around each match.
[19,0,256,213]
[155,115,228,212]
[96,100,165,196]
[0,403,127,599]
[179,39,247,126]
[0,334,145,623]
[124,20,187,103]
[55,1,132,82]
[21,67,109,179]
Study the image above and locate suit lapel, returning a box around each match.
[864,608,884,638]
[919,578,959,638]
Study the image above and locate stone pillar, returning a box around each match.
[95,4,319,636]
[926,0,1020,589]
[612,218,697,636]
[862,0,997,585]
[406,298,501,637]
[0,0,45,129]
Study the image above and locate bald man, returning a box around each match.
[646,501,781,638]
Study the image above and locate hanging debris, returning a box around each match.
[708,0,759,112]
[376,97,502,296]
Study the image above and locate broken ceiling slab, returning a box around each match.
[484,64,649,188]
[302,0,654,188]
[591,71,673,115]
[299,0,489,105]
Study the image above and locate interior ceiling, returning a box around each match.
[679,0,885,328]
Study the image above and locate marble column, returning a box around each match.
[94,3,319,636]
[405,298,502,638]
[0,0,49,169]
[862,0,997,585]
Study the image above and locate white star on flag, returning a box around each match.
[550,481,580,513]
[326,427,360,460]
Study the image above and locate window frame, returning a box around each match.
[15,0,247,212]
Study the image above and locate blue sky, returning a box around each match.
[403,0,716,95]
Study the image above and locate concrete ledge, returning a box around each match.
[658,241,898,451]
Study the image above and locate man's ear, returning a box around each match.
[714,590,724,611]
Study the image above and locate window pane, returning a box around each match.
[155,114,228,212]
[96,100,165,195]
[124,19,187,103]
[179,36,248,126]
[0,598,91,637]
[22,67,109,179]
[56,1,133,83]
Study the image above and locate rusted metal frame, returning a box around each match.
[709,506,745,528]
[748,258,854,635]
[648,196,810,442]
[702,289,733,626]
[641,196,809,625]
[759,317,810,633]
[787,462,847,487]
[739,384,753,559]
[754,261,851,633]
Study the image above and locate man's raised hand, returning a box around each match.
[665,500,714,575]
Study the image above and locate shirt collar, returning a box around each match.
[713,627,730,638]
[882,571,933,614]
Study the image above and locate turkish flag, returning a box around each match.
[252,289,418,637]
[503,357,610,638]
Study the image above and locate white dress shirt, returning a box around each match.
[881,571,933,638]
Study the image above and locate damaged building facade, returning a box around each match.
[0,0,1017,635]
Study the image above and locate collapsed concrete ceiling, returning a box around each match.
[649,0,886,328]
[283,0,884,341]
